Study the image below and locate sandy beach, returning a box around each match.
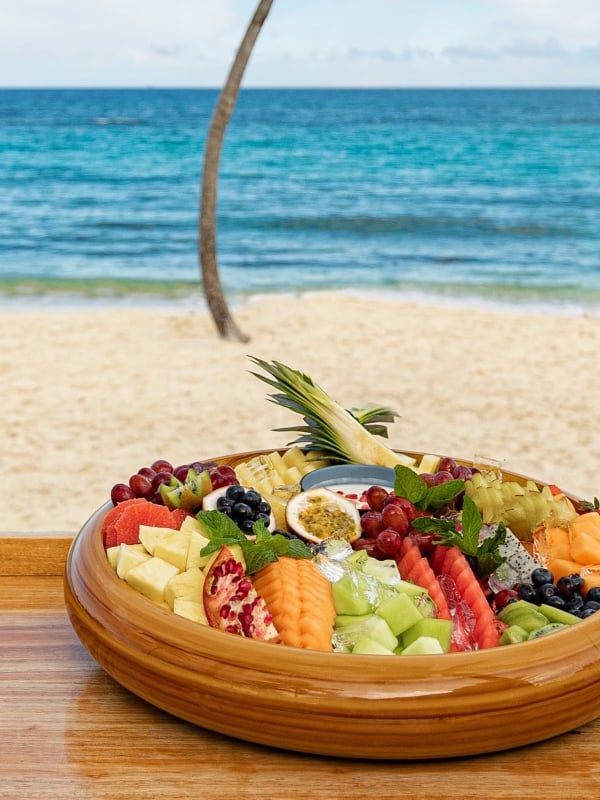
[2,292,599,532]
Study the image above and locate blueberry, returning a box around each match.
[583,600,600,613]
[518,583,538,603]
[531,567,554,587]
[570,574,585,594]
[536,582,557,601]
[257,500,272,516]
[216,496,234,512]
[231,501,254,522]
[543,594,567,609]
[239,518,256,534]
[225,484,246,502]
[586,587,600,604]
[566,593,585,612]
[243,490,262,509]
[556,575,576,599]
[255,512,271,527]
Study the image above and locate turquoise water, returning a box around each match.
[1,88,599,310]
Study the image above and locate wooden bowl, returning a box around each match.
[64,450,600,759]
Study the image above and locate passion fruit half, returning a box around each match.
[285,487,361,544]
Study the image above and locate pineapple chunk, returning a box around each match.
[281,446,308,470]
[173,598,208,625]
[186,529,212,570]
[138,525,181,556]
[106,545,121,570]
[418,454,441,473]
[165,567,205,610]
[116,543,151,578]
[125,556,180,604]
[154,531,191,572]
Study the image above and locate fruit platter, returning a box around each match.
[64,358,600,760]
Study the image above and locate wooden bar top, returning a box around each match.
[1,531,599,799]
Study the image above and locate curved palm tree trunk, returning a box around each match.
[199,0,274,341]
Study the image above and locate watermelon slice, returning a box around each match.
[434,545,501,650]
[396,536,451,621]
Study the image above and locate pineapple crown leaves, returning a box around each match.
[411,495,507,580]
[247,356,399,453]
[197,509,313,575]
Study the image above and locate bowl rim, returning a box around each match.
[66,451,600,677]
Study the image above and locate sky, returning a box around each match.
[1,0,599,88]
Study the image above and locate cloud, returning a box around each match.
[346,47,412,63]
[442,45,501,61]
[503,36,567,58]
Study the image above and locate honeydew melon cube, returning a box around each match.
[138,525,181,556]
[401,636,445,656]
[394,579,430,598]
[124,556,180,604]
[164,567,205,610]
[334,613,399,651]
[361,557,401,586]
[116,543,152,579]
[335,612,376,628]
[154,531,191,572]
[375,592,423,636]
[401,617,453,653]
[352,634,396,656]
[173,598,208,625]
[332,573,374,616]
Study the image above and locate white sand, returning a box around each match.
[2,292,599,532]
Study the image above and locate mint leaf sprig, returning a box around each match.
[410,495,507,580]
[393,464,465,511]
[197,510,313,575]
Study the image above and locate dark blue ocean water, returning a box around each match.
[1,88,599,310]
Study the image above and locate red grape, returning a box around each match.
[110,483,135,504]
[151,470,175,491]
[137,466,156,480]
[437,457,457,474]
[210,465,238,489]
[365,485,389,512]
[173,464,191,482]
[360,510,385,539]
[376,528,404,558]
[352,538,384,558]
[381,503,409,536]
[431,470,454,486]
[383,495,418,523]
[151,459,173,474]
[410,531,436,556]
[418,472,437,487]
[128,473,154,498]
[452,465,473,481]
[493,588,519,612]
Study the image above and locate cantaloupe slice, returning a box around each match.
[547,557,585,583]
[534,526,572,562]
[570,531,600,565]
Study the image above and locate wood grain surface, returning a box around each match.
[2,531,600,799]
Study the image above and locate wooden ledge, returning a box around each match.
[0,531,74,576]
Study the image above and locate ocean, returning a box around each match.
[1,87,599,312]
